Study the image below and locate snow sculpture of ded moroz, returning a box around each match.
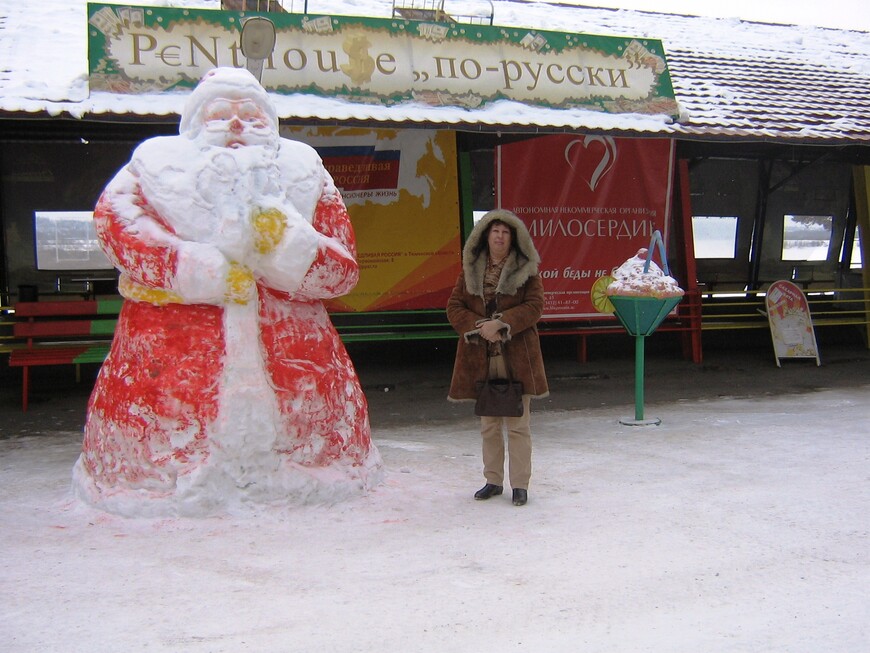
[73,67,383,516]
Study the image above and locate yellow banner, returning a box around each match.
[283,126,461,312]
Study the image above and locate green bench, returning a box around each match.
[6,299,122,411]
[3,301,457,411]
[330,309,456,342]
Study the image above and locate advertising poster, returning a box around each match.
[497,134,675,319]
[284,126,461,312]
[765,280,821,366]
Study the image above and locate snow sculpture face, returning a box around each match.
[179,67,278,146]
[201,97,273,149]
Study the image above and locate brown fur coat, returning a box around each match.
[447,209,549,401]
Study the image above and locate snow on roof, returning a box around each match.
[1,0,869,143]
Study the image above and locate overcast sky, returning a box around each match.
[569,0,870,32]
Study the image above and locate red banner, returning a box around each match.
[497,135,675,319]
[320,148,401,192]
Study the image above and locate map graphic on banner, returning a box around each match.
[497,135,675,319]
[283,127,461,312]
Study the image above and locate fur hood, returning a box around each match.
[462,209,540,297]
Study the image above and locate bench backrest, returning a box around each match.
[13,318,118,339]
[11,299,122,344]
[13,299,122,318]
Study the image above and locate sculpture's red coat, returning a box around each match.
[80,183,373,492]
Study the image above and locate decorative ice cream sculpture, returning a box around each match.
[607,231,684,426]
[72,68,382,516]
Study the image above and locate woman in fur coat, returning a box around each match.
[447,209,549,506]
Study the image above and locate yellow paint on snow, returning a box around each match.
[251,208,287,255]
[119,275,183,306]
[225,263,255,305]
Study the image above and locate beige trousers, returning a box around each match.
[479,354,532,490]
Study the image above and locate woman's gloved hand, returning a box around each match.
[478,319,505,343]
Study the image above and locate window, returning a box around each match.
[782,214,831,261]
[849,229,863,270]
[692,215,738,258]
[34,211,113,271]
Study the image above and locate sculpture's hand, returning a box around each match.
[225,262,256,305]
[251,208,287,255]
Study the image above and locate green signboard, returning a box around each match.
[88,3,677,116]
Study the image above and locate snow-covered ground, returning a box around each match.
[2,384,868,652]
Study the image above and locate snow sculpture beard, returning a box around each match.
[140,69,287,263]
[192,142,282,262]
[136,123,284,264]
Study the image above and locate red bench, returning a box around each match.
[7,299,121,411]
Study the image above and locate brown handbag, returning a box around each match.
[474,346,524,417]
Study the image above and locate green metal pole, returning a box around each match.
[634,335,645,420]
